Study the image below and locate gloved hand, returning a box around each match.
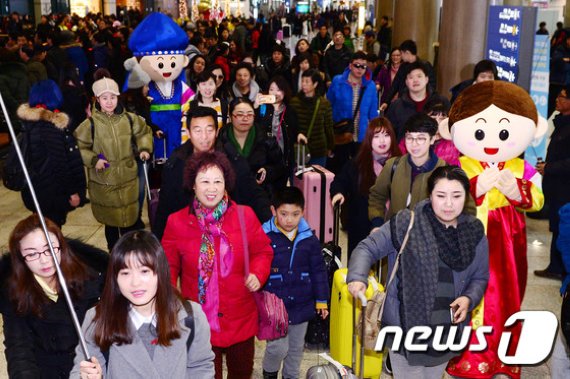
[476,166,500,198]
[496,169,522,201]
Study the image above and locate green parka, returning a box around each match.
[74,105,153,227]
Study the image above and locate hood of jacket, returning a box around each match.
[232,80,260,102]
[17,103,69,130]
[262,216,313,242]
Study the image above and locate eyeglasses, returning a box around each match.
[405,135,429,145]
[352,63,367,70]
[428,111,447,118]
[232,113,255,119]
[23,246,61,261]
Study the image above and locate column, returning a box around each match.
[566,0,570,28]
[103,0,117,14]
[392,0,439,63]
[33,0,51,25]
[375,0,394,24]
[437,0,490,97]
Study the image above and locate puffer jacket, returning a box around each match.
[290,93,334,159]
[326,67,379,142]
[262,217,330,324]
[17,104,86,226]
[74,104,153,227]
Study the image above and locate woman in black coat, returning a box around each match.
[0,214,108,379]
[17,80,87,227]
[256,76,298,183]
[218,98,288,198]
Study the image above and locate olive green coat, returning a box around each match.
[74,106,153,227]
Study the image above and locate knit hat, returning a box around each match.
[92,77,120,97]
[272,41,286,55]
[123,57,151,89]
[128,12,189,57]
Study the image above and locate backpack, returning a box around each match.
[3,125,46,191]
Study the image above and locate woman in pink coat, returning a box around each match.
[162,151,273,379]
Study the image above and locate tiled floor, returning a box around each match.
[0,182,563,378]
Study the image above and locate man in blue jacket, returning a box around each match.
[327,51,379,174]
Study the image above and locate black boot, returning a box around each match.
[263,370,278,379]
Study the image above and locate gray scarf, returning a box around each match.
[390,200,484,332]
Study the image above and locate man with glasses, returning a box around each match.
[386,61,440,142]
[327,51,379,174]
[534,86,570,280]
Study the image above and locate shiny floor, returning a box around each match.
[0,182,562,378]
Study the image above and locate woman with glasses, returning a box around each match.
[0,214,107,379]
[218,97,288,197]
[368,113,448,231]
[210,64,231,101]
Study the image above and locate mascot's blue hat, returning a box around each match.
[128,13,189,57]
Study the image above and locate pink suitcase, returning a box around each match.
[293,145,334,243]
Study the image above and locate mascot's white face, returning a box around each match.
[450,104,537,163]
[140,54,189,83]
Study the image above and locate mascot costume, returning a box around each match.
[441,81,546,378]
[128,13,194,159]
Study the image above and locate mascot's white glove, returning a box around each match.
[496,169,522,201]
[476,166,500,198]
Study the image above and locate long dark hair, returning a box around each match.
[93,231,181,351]
[8,214,89,317]
[355,117,401,195]
[268,75,292,105]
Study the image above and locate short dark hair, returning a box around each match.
[404,113,438,136]
[186,106,218,128]
[229,97,254,115]
[473,59,498,80]
[234,61,254,78]
[427,166,470,197]
[351,51,368,62]
[367,54,378,63]
[406,61,429,77]
[272,187,305,209]
[400,40,417,55]
[184,151,236,198]
[424,94,450,115]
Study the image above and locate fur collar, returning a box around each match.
[17,104,69,130]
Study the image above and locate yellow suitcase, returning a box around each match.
[330,268,383,378]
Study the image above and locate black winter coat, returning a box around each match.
[543,113,570,229]
[330,159,374,256]
[218,124,288,196]
[152,142,272,240]
[383,58,437,106]
[324,45,352,81]
[0,240,107,379]
[256,103,298,176]
[17,104,87,226]
[386,90,440,141]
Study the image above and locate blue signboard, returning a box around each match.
[525,34,550,166]
[486,6,523,83]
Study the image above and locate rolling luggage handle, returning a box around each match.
[153,136,167,167]
[351,292,368,379]
[295,142,313,176]
[333,203,340,246]
[142,160,152,200]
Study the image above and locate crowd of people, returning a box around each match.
[0,7,568,379]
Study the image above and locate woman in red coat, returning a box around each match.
[162,151,273,379]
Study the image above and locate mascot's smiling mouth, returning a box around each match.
[162,72,172,78]
[484,147,499,155]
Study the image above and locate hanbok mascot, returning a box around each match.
[128,13,194,158]
[441,81,546,378]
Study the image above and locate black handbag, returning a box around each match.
[333,86,365,145]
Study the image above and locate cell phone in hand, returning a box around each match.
[256,171,263,180]
[258,94,276,105]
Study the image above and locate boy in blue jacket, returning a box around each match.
[261,187,330,379]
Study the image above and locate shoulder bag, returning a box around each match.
[358,211,415,350]
[333,86,365,146]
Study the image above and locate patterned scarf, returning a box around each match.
[193,193,232,332]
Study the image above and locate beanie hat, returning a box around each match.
[123,57,150,89]
[128,12,189,57]
[92,77,120,97]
